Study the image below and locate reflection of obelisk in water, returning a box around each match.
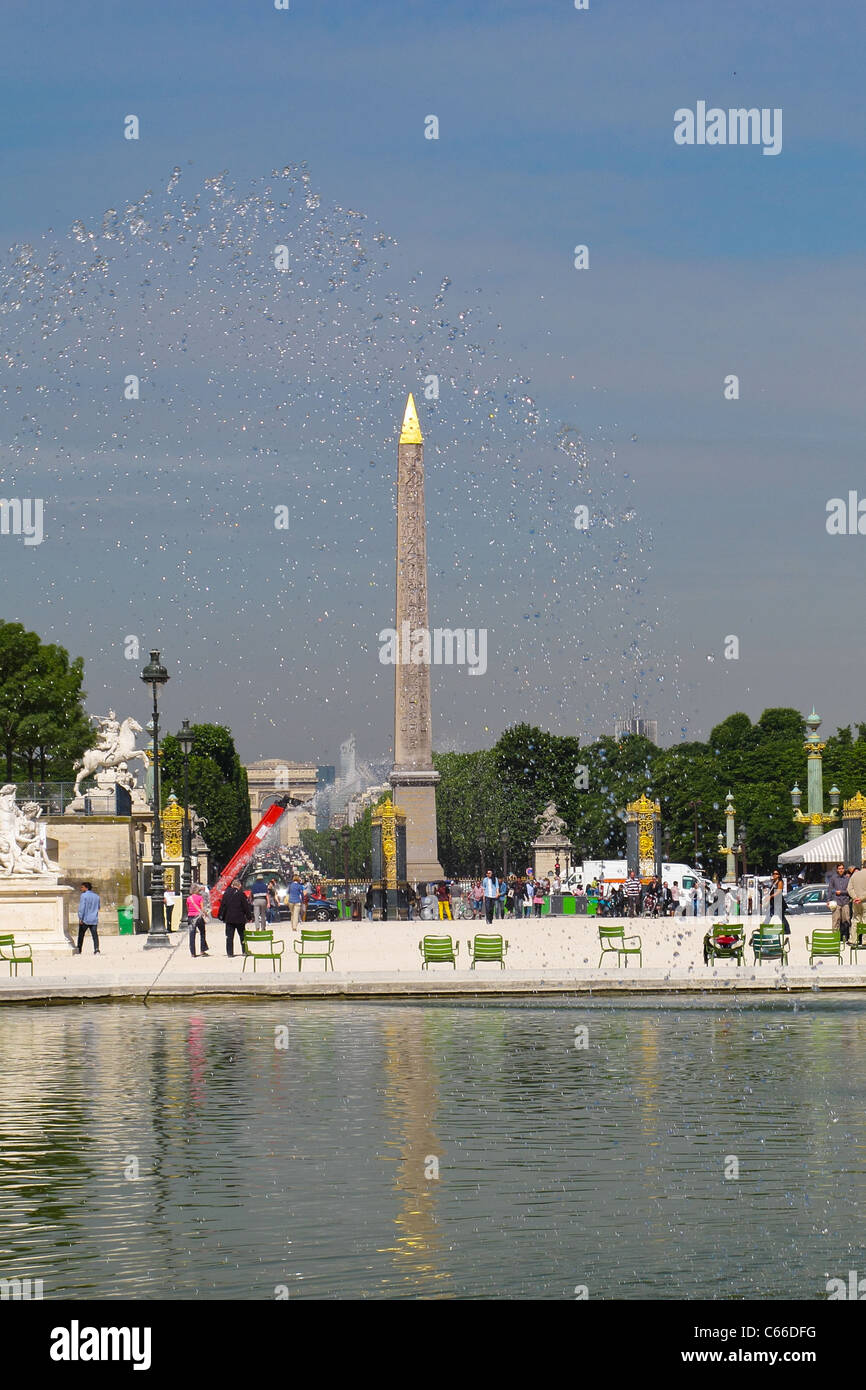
[390,394,444,883]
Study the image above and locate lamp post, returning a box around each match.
[721,791,737,886]
[478,832,487,879]
[176,719,194,933]
[688,799,702,869]
[737,823,748,878]
[791,709,839,840]
[342,823,350,903]
[500,827,510,880]
[141,650,170,949]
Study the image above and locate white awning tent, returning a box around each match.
[778,827,846,865]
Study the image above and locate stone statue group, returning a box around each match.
[0,785,60,877]
[73,711,148,798]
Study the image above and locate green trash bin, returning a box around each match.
[586,896,598,917]
[117,905,134,935]
[562,894,577,916]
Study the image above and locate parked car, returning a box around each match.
[785,885,830,915]
[304,897,339,923]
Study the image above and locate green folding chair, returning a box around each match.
[598,923,642,968]
[0,934,33,977]
[419,936,458,969]
[293,929,334,972]
[807,928,842,965]
[469,935,508,969]
[242,929,285,973]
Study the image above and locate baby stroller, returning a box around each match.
[643,890,659,918]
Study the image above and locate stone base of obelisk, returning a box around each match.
[389,772,443,888]
[0,878,75,950]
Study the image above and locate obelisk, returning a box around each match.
[389,394,443,885]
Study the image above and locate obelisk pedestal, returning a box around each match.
[389,394,444,888]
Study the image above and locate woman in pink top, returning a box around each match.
[187,884,209,958]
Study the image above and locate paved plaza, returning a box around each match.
[1,914,862,999]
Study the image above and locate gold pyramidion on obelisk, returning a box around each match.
[390,392,443,885]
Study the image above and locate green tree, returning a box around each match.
[160,723,251,867]
[301,793,391,879]
[0,621,91,779]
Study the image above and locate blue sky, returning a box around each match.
[1,0,863,766]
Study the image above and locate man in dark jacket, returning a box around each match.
[219,877,253,957]
[826,864,851,942]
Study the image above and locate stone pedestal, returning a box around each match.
[389,772,443,886]
[0,878,74,949]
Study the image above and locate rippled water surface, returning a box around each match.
[1,998,865,1299]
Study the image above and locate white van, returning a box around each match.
[562,861,712,898]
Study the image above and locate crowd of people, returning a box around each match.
[417,871,724,921]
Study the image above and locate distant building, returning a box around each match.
[244,760,318,847]
[614,717,659,746]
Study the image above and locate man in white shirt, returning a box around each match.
[482,870,499,926]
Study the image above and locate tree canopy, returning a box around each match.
[0,620,92,779]
[433,710,866,876]
[160,722,251,868]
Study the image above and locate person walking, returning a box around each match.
[498,876,508,920]
[267,878,279,924]
[219,876,253,957]
[827,863,851,943]
[522,878,533,918]
[846,863,866,946]
[163,885,176,931]
[250,873,270,931]
[436,880,452,921]
[76,882,101,954]
[288,875,306,933]
[624,871,641,918]
[764,868,790,935]
[364,883,374,921]
[532,879,544,918]
[471,879,484,920]
[482,869,499,926]
[187,882,209,957]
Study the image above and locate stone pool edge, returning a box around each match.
[1,972,866,1004]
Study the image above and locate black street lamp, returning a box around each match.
[737,823,748,878]
[478,832,487,879]
[141,650,170,949]
[176,719,195,932]
[500,827,510,879]
[688,799,702,869]
[329,830,338,880]
[341,823,351,902]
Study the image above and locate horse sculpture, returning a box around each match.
[73,717,148,797]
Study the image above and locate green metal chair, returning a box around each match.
[807,928,842,965]
[750,926,790,966]
[469,935,508,969]
[704,925,745,967]
[419,935,458,969]
[849,938,866,965]
[598,923,642,968]
[293,929,334,972]
[0,934,33,977]
[242,929,285,973]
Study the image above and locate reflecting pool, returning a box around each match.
[0,997,863,1299]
